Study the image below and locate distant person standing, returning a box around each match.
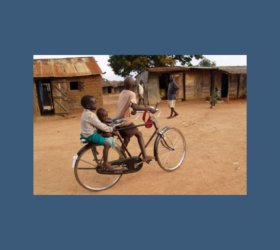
[210,87,221,109]
[138,80,145,105]
[167,75,179,119]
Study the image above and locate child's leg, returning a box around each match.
[167,108,174,119]
[102,141,113,171]
[134,131,154,162]
[173,108,178,116]
[121,136,130,157]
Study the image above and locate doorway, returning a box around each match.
[159,73,170,100]
[108,86,112,94]
[210,70,214,94]
[36,80,54,115]
[221,74,228,98]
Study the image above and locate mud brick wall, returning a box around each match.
[66,75,103,112]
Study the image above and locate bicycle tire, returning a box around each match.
[154,127,186,171]
[74,143,124,191]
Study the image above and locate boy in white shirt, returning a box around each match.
[80,95,116,171]
[138,80,145,105]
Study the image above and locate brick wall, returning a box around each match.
[65,75,103,112]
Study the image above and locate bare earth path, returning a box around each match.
[34,95,247,195]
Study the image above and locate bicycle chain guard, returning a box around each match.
[96,156,143,175]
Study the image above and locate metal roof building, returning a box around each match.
[135,66,247,105]
[33,57,104,116]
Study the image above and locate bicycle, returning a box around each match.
[72,102,186,191]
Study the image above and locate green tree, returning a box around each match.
[108,55,204,77]
[198,58,216,67]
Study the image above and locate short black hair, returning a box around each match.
[124,76,134,89]
[81,95,95,108]
[96,108,107,119]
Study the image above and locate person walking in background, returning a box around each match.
[167,75,179,119]
[210,87,221,109]
[138,80,145,105]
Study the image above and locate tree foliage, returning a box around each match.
[198,58,216,67]
[108,55,204,77]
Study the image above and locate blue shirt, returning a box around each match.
[167,81,179,100]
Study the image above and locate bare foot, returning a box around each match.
[103,162,114,171]
[167,116,173,119]
[142,156,155,162]
[174,113,179,117]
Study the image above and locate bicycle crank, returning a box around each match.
[96,156,143,175]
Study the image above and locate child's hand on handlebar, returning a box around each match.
[112,128,118,136]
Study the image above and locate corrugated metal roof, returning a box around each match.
[33,57,103,78]
[140,66,247,75]
[189,66,218,70]
[146,66,189,72]
[217,66,247,74]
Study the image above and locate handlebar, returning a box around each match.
[134,107,161,120]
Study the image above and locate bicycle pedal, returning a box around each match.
[147,160,153,164]
[134,161,143,167]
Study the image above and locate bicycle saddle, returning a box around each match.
[106,118,126,124]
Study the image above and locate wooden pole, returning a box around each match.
[227,74,230,104]
[237,74,240,97]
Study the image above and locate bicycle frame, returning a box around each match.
[114,117,171,161]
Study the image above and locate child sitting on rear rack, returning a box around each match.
[80,95,116,171]
[96,108,117,148]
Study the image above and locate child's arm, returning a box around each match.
[91,115,113,133]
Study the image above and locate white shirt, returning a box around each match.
[138,84,144,95]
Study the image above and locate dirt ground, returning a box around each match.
[34,94,247,195]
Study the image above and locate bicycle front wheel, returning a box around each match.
[155,128,186,171]
[74,143,124,191]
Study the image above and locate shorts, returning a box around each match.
[80,132,106,145]
[104,137,116,148]
[117,123,139,139]
[168,100,176,108]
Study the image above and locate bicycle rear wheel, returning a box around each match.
[155,128,186,171]
[74,143,124,191]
